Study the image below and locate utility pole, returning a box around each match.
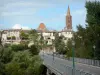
[72,41,75,75]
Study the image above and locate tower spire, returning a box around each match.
[67,5,70,16]
[65,6,72,30]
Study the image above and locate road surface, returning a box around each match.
[41,54,100,75]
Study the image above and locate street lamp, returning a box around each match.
[72,41,75,75]
[93,45,96,66]
[93,45,96,58]
[52,39,54,61]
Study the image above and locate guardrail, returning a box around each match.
[44,61,94,75]
[69,57,100,67]
[44,63,63,75]
[43,54,94,75]
[62,65,94,75]
[51,54,100,67]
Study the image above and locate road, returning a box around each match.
[41,54,100,75]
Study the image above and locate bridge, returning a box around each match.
[40,53,100,75]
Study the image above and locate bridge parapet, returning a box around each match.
[41,54,95,75]
[43,62,63,75]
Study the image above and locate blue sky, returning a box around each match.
[0,0,95,30]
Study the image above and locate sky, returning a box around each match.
[0,0,96,31]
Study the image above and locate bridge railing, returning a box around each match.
[44,61,94,75]
[43,55,94,75]
[51,54,100,67]
[69,57,100,67]
[65,65,94,75]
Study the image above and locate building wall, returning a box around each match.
[2,30,21,44]
[1,29,73,45]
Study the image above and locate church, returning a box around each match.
[1,6,73,51]
[37,6,73,44]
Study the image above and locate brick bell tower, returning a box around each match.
[66,6,72,30]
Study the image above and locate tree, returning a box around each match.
[20,30,29,40]
[11,44,28,52]
[85,1,100,59]
[7,36,11,40]
[29,45,39,55]
[0,45,13,75]
[0,31,4,58]
[0,30,43,75]
[28,29,41,53]
[29,29,39,45]
[12,36,16,40]
[54,33,66,54]
[39,33,47,52]
[0,47,13,64]
[71,1,100,59]
[5,50,42,75]
[66,39,72,58]
[0,31,5,75]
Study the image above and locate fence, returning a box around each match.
[69,57,100,67]
[52,54,100,67]
[64,65,94,75]
[43,55,94,75]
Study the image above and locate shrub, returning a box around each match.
[5,50,42,75]
[11,44,28,52]
[29,45,39,55]
[12,36,16,40]
[7,37,11,40]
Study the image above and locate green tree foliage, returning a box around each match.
[0,31,5,75]
[7,36,11,40]
[0,31,2,45]
[0,31,4,59]
[0,62,5,75]
[29,29,39,45]
[66,39,72,58]
[11,44,28,52]
[39,33,47,51]
[85,1,100,59]
[20,30,29,40]
[68,1,100,59]
[29,45,39,55]
[73,25,93,58]
[54,33,66,54]
[28,29,41,54]
[0,47,13,75]
[5,50,42,75]
[12,36,16,40]
[0,30,43,75]
[0,47,13,64]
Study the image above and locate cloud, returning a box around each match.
[71,9,86,30]
[0,0,55,16]
[12,24,30,30]
[72,8,86,22]
[0,24,3,26]
[73,9,86,15]
[5,1,54,8]
[1,11,36,16]
[0,0,88,31]
[0,0,87,17]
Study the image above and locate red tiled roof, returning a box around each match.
[38,23,46,30]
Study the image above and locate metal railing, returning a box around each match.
[42,54,94,75]
[69,57,100,67]
[44,60,94,75]
[64,65,94,75]
[52,54,100,67]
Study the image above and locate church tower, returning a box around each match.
[66,6,72,30]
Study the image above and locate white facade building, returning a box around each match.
[1,29,21,44]
[1,6,73,54]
